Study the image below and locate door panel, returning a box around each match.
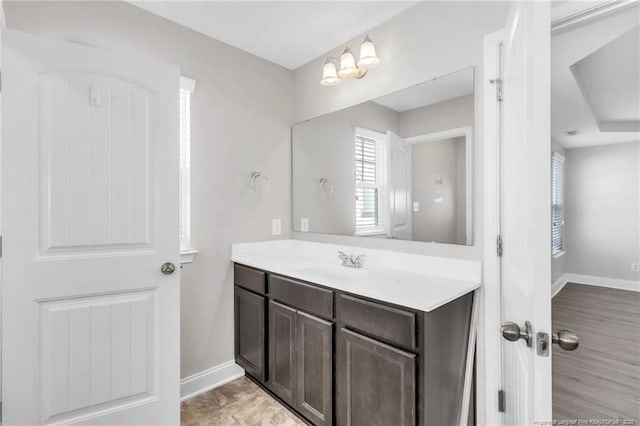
[297,311,333,426]
[2,29,180,425]
[41,290,156,422]
[39,72,155,255]
[268,300,297,406]
[336,327,415,426]
[234,286,266,381]
[388,131,412,240]
[499,2,552,424]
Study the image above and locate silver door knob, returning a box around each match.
[161,262,176,275]
[501,321,533,347]
[552,329,579,351]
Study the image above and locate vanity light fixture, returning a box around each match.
[320,35,380,87]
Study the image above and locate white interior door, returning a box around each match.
[388,131,412,240]
[2,29,180,425]
[499,2,552,425]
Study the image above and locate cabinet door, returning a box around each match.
[336,327,416,426]
[297,312,333,426]
[268,300,297,406]
[235,286,265,381]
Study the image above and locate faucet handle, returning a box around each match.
[354,254,366,267]
[338,251,347,259]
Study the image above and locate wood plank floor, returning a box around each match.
[552,283,640,422]
[181,376,305,426]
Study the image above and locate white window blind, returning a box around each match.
[355,135,378,228]
[354,129,387,235]
[551,152,565,255]
[180,76,196,252]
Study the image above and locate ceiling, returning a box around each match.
[551,5,640,149]
[373,67,474,112]
[130,1,417,70]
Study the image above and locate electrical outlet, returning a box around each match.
[413,201,420,212]
[272,219,281,236]
[301,218,309,232]
[632,263,640,272]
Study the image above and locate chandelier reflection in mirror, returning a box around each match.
[320,35,380,87]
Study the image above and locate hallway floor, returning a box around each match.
[553,283,640,422]
[181,376,305,426]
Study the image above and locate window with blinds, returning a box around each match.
[180,77,196,252]
[355,131,387,234]
[551,152,565,255]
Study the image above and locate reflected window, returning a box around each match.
[355,129,387,235]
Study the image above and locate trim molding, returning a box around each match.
[552,273,640,298]
[180,361,245,401]
[551,0,637,32]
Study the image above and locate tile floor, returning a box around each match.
[181,376,305,426]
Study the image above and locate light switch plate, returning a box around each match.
[301,218,309,232]
[632,263,640,272]
[272,219,281,236]
[413,201,420,212]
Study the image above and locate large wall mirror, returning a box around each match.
[292,67,474,245]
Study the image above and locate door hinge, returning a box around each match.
[498,389,505,413]
[496,235,503,257]
[490,78,503,102]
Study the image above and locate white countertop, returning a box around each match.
[231,239,481,313]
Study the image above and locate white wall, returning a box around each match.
[5,0,293,379]
[292,1,509,259]
[564,141,640,281]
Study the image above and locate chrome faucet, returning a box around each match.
[338,251,366,268]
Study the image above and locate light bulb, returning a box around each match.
[357,35,380,69]
[338,47,359,79]
[319,58,340,87]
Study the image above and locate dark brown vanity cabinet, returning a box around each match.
[234,264,267,382]
[336,294,418,426]
[267,277,334,426]
[336,327,416,426]
[234,263,474,426]
[268,300,297,405]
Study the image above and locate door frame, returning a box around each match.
[406,126,473,246]
[480,2,637,424]
[479,27,505,426]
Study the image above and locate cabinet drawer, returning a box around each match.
[337,294,416,350]
[268,275,333,320]
[234,264,266,294]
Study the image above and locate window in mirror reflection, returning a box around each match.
[355,128,388,235]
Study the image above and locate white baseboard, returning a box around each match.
[551,275,569,298]
[552,273,640,298]
[180,361,245,401]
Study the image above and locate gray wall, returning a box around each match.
[411,137,466,244]
[292,101,399,235]
[292,1,509,260]
[564,141,640,281]
[400,95,474,139]
[5,0,293,379]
